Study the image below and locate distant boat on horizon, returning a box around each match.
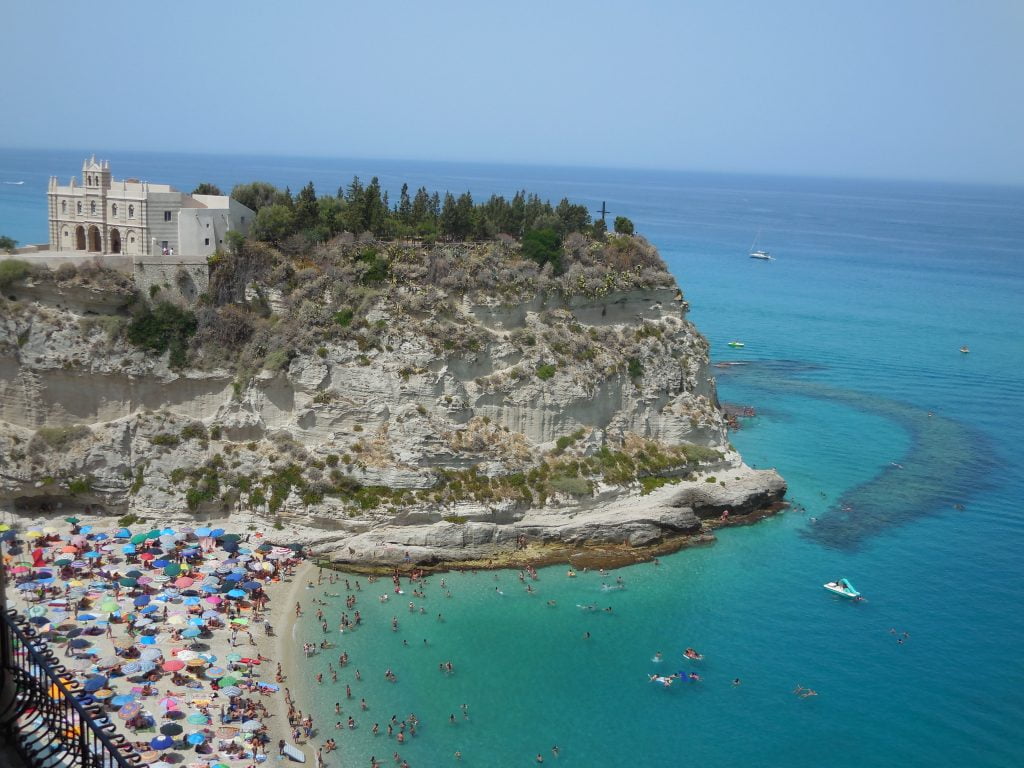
[749,230,774,260]
[2,180,25,185]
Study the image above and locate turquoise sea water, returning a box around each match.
[2,150,1023,767]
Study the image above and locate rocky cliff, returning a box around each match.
[0,235,784,566]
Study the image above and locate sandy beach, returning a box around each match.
[1,516,314,768]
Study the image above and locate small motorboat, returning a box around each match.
[727,341,745,348]
[823,578,861,599]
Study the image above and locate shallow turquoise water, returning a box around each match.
[3,150,1023,766]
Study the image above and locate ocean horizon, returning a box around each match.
[2,147,1023,767]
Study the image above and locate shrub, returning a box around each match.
[264,348,291,371]
[150,433,180,448]
[28,425,92,455]
[536,363,556,381]
[549,475,592,496]
[334,308,354,327]
[0,258,30,287]
[705,476,717,483]
[627,357,643,378]
[639,476,680,495]
[180,422,208,441]
[0,236,19,254]
[118,513,145,527]
[67,476,93,495]
[126,301,197,367]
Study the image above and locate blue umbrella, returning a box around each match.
[195,527,212,537]
[153,559,170,568]
[224,573,243,582]
[189,617,204,626]
[134,595,151,607]
[83,676,108,692]
[69,638,91,648]
[121,662,141,675]
[92,532,107,541]
[220,685,242,697]
[84,551,102,559]
[141,605,159,614]
[139,636,157,646]
[111,694,137,707]
[201,584,219,593]
[122,545,136,554]
[29,615,49,625]
[187,733,205,745]
[226,589,246,599]
[241,581,261,591]
[78,614,97,621]
[181,628,201,638]
[210,528,225,538]
[114,528,132,539]
[149,735,174,750]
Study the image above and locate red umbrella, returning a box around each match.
[162,659,185,672]
[139,553,155,561]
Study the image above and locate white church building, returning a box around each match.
[47,157,253,259]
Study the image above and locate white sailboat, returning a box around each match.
[749,230,774,260]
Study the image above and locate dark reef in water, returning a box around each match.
[716,360,992,550]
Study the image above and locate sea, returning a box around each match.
[2,148,1023,767]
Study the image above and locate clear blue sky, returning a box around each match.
[3,0,1022,184]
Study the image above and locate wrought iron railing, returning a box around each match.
[0,607,140,768]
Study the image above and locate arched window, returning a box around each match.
[77,201,82,214]
[90,201,96,214]
[128,204,134,218]
[112,204,118,216]
[61,200,67,213]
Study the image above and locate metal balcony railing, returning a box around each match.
[0,608,140,768]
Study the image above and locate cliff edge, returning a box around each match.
[0,233,785,566]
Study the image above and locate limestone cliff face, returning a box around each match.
[0,243,784,561]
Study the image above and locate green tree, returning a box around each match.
[554,198,591,236]
[251,204,296,243]
[521,228,563,273]
[614,216,635,235]
[230,182,279,213]
[294,181,318,234]
[192,182,223,196]
[397,183,412,225]
[0,235,18,254]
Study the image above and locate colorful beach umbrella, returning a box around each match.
[162,660,185,672]
[118,701,142,719]
[149,735,175,750]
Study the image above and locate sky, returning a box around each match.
[2,0,1023,185]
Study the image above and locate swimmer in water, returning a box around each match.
[653,652,663,662]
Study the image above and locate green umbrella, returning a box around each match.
[119,577,137,587]
[147,530,161,540]
[54,558,72,566]
[220,533,241,542]
[163,563,181,577]
[100,600,120,612]
[130,533,149,545]
[65,516,81,525]
[218,676,239,687]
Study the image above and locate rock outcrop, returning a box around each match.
[0,237,785,565]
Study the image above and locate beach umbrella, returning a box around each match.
[119,577,137,588]
[158,696,179,712]
[111,694,137,707]
[118,701,142,719]
[141,604,159,615]
[27,604,47,617]
[65,516,81,525]
[204,666,225,679]
[69,638,91,649]
[186,658,206,669]
[84,551,101,559]
[226,589,246,599]
[152,558,169,568]
[187,732,206,746]
[134,595,151,607]
[114,528,131,539]
[137,753,160,765]
[131,534,149,545]
[93,688,114,700]
[122,545,137,555]
[138,635,157,646]
[160,723,184,736]
[195,527,212,537]
[28,616,49,626]
[91,532,106,540]
[183,596,201,607]
[83,676,108,692]
[217,675,239,687]
[99,599,119,612]
[137,660,158,673]
[241,581,261,592]
[185,713,208,725]
[240,720,262,731]
[210,528,225,538]
[149,735,175,750]
[120,662,141,676]
[97,655,122,669]
[162,659,185,672]
[134,617,154,628]
[181,628,201,639]
[139,553,155,562]
[219,685,242,697]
